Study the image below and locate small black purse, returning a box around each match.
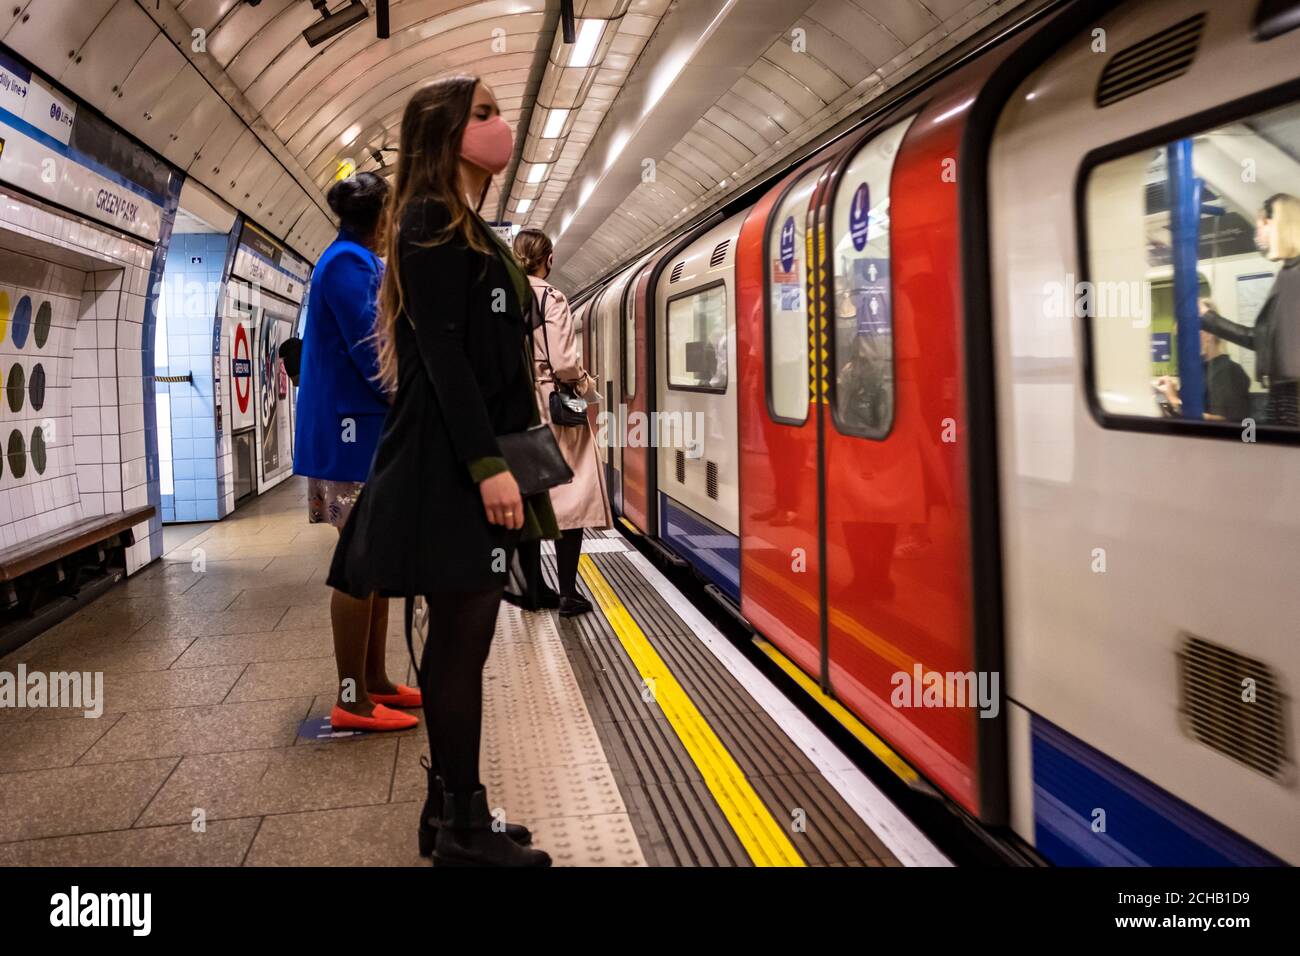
[497,425,573,497]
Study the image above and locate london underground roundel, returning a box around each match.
[233,323,252,416]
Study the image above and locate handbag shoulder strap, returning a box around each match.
[535,285,554,366]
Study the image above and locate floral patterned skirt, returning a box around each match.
[307,477,365,529]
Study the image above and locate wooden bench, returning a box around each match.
[0,506,155,586]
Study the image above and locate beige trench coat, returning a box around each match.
[528,275,613,531]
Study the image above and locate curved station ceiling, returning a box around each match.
[1,0,1027,288]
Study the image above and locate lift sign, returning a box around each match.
[779,216,796,273]
[849,183,870,251]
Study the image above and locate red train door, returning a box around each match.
[621,258,657,533]
[811,84,983,817]
[736,160,836,682]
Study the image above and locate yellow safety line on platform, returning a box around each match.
[617,516,641,536]
[578,555,805,867]
[752,636,920,786]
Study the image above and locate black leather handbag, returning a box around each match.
[497,425,573,497]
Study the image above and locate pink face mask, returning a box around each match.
[460,115,513,174]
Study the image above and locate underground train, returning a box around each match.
[568,0,1300,866]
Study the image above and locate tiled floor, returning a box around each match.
[0,477,644,867]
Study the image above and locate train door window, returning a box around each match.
[766,166,823,423]
[625,273,637,399]
[1084,98,1300,432]
[828,116,915,439]
[667,283,728,392]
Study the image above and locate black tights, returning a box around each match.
[416,585,503,794]
[517,529,584,599]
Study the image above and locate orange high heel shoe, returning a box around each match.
[329,703,418,732]
[370,685,423,709]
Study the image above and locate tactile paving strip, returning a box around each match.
[547,545,901,867]
[478,590,647,867]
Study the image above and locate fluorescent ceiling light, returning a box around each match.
[341,124,361,146]
[525,163,550,184]
[516,198,533,214]
[541,108,569,139]
[568,19,604,68]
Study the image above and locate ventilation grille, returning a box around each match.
[674,450,686,484]
[705,460,719,499]
[709,240,730,268]
[669,262,685,283]
[1096,13,1205,108]
[1178,634,1289,780]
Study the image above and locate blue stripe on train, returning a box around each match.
[1031,715,1284,866]
[658,493,740,602]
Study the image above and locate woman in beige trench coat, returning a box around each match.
[506,228,613,617]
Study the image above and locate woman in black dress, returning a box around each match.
[328,76,557,867]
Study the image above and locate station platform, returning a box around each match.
[0,477,944,868]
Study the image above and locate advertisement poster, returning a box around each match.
[256,307,297,490]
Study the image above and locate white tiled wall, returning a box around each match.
[0,189,158,574]
[0,258,80,547]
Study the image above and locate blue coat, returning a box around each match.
[293,231,389,482]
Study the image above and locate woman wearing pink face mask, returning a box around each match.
[329,76,557,867]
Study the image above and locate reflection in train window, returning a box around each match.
[829,116,914,439]
[1085,99,1300,431]
[766,166,822,423]
[667,283,728,392]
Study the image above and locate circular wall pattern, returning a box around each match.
[7,430,25,479]
[34,301,51,349]
[30,426,46,475]
[0,290,8,342]
[11,295,31,348]
[29,362,45,411]
[6,363,24,413]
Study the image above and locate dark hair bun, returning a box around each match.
[327,172,389,231]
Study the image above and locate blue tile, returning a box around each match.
[173,459,196,480]
[192,417,214,439]
[195,500,218,522]
[195,458,217,480]
[176,500,197,522]
[173,479,196,501]
[172,439,194,461]
[172,417,193,439]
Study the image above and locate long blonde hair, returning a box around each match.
[374,76,496,393]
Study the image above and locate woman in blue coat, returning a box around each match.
[294,172,420,732]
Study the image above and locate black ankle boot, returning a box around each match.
[558,594,593,617]
[418,760,532,855]
[433,787,551,867]
[503,586,560,612]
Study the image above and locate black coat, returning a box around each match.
[327,199,538,596]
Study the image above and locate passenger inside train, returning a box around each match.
[0,0,1294,922]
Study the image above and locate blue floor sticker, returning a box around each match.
[297,716,365,741]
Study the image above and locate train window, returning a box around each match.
[829,116,915,439]
[667,282,728,392]
[766,166,822,423]
[1084,99,1300,431]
